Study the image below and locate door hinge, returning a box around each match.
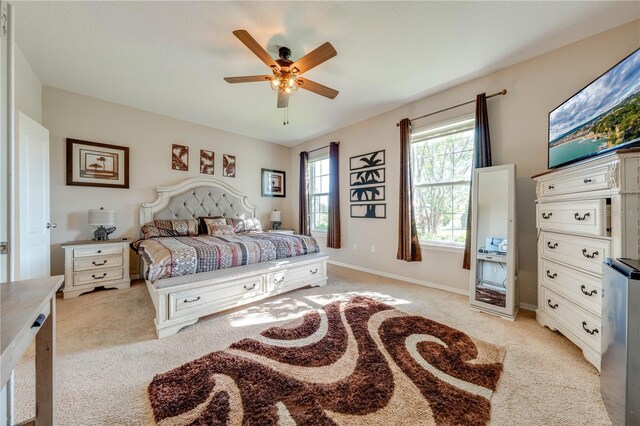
[0,241,7,255]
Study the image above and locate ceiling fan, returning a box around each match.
[224,30,339,109]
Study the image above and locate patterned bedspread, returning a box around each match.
[132,233,321,282]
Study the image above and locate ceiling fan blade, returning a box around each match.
[290,42,337,74]
[233,30,278,70]
[224,75,272,84]
[277,92,289,108]
[297,78,339,99]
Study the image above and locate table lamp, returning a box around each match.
[88,207,116,240]
[270,210,282,230]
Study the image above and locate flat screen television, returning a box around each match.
[548,48,640,169]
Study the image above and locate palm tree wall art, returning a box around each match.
[349,150,386,219]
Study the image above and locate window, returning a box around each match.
[411,116,474,245]
[309,157,330,232]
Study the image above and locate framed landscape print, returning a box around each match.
[200,150,214,175]
[172,144,189,171]
[223,154,236,177]
[66,138,129,188]
[261,168,286,197]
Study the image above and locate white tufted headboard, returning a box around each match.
[140,177,257,225]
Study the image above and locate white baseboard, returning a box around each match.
[518,302,537,312]
[327,260,470,296]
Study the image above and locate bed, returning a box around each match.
[137,177,328,338]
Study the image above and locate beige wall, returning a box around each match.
[15,45,41,123]
[290,20,640,307]
[43,86,293,276]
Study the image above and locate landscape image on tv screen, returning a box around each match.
[548,48,640,169]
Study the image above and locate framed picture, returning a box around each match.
[350,167,385,186]
[350,150,385,171]
[350,185,385,202]
[200,150,214,175]
[350,203,386,219]
[66,138,129,188]
[223,154,236,177]
[172,144,189,171]
[261,168,286,197]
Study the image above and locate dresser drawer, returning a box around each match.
[540,259,601,316]
[73,254,122,272]
[74,267,123,287]
[539,164,611,198]
[267,261,325,290]
[169,276,263,319]
[537,200,608,236]
[542,286,601,351]
[540,231,610,275]
[73,245,123,258]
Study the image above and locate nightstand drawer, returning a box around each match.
[73,254,122,272]
[74,267,123,286]
[74,245,123,258]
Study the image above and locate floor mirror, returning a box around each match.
[469,164,518,319]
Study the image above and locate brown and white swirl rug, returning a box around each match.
[148,296,505,425]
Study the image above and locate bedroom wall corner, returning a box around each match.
[43,86,293,276]
[15,44,41,123]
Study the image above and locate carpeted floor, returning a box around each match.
[14,265,611,425]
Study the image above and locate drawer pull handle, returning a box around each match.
[310,268,319,274]
[275,277,285,284]
[92,260,107,266]
[547,241,558,249]
[583,178,592,184]
[244,283,257,291]
[574,212,590,221]
[548,184,555,190]
[92,273,107,280]
[580,285,597,297]
[97,250,102,254]
[541,212,552,219]
[582,321,599,335]
[547,299,559,310]
[31,314,46,328]
[184,296,201,303]
[582,249,599,259]
[546,270,557,279]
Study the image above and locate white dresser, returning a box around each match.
[61,239,131,299]
[533,148,640,370]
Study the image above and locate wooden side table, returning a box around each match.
[1,275,63,426]
[267,229,295,235]
[61,239,131,299]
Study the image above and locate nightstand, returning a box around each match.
[60,239,131,299]
[267,229,295,235]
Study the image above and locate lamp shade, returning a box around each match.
[270,210,282,222]
[88,208,115,226]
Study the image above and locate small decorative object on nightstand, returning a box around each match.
[61,239,130,299]
[88,207,116,240]
[267,229,294,235]
[270,210,282,230]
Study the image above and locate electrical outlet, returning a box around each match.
[371,246,376,253]
[353,243,357,250]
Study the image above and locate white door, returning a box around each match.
[16,112,51,280]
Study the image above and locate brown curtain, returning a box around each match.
[397,118,422,262]
[299,151,310,236]
[463,93,492,269]
[327,142,341,248]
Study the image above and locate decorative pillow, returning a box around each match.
[198,216,225,235]
[226,217,262,233]
[141,219,198,239]
[206,223,236,236]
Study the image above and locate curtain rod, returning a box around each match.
[306,141,340,154]
[396,89,507,127]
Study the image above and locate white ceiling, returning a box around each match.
[14,1,640,146]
